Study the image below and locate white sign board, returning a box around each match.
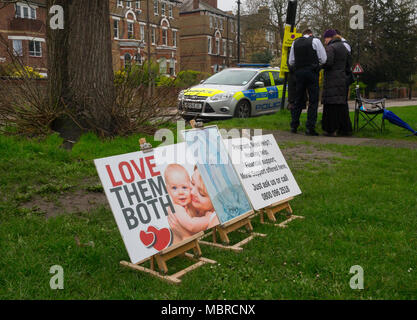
[224,134,302,210]
[94,143,220,264]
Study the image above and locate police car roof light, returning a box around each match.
[237,63,270,68]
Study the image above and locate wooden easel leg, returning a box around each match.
[193,241,202,257]
[265,208,277,222]
[217,227,230,244]
[155,255,168,274]
[245,221,254,232]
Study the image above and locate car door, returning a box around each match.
[271,71,287,109]
[251,71,279,115]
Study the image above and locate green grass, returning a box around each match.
[212,106,417,140]
[1,132,417,299]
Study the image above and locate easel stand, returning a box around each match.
[121,232,216,285]
[119,138,216,284]
[258,197,304,228]
[199,211,267,252]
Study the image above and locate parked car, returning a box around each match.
[178,65,288,121]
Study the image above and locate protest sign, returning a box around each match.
[94,143,219,264]
[225,134,302,210]
[181,126,253,224]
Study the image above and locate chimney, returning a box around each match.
[193,0,199,10]
[204,0,218,8]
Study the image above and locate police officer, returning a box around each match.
[289,29,327,135]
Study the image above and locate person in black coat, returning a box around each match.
[321,29,353,136]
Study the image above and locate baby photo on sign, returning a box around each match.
[181,126,253,224]
[155,143,220,245]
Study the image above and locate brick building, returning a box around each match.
[0,0,47,76]
[110,0,181,76]
[179,0,243,74]
[241,6,279,62]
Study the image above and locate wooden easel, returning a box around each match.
[121,232,216,284]
[187,121,267,252]
[119,138,216,284]
[258,197,304,228]
[199,211,266,252]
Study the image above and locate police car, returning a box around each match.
[178,64,288,120]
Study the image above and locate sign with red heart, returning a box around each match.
[95,143,219,264]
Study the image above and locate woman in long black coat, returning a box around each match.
[321,30,353,136]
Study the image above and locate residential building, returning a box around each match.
[110,0,181,76]
[179,0,244,74]
[0,0,47,76]
[241,6,279,62]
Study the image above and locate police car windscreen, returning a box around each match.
[204,70,257,86]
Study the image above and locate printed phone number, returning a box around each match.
[261,186,290,200]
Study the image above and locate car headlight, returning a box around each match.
[209,92,233,101]
[178,90,185,100]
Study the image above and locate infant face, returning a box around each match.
[166,169,191,207]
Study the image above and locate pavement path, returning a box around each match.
[261,129,417,150]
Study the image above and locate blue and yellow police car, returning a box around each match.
[178,64,288,120]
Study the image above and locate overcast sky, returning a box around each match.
[218,0,237,13]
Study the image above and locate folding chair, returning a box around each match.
[354,85,386,132]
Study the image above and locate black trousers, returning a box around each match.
[290,68,319,131]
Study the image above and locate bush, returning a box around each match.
[174,70,211,88]
[349,81,367,99]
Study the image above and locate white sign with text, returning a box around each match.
[224,134,302,210]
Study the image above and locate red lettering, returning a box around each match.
[145,156,160,177]
[106,165,123,187]
[119,161,135,183]
[130,158,146,180]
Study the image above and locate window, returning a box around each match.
[253,72,271,87]
[13,40,23,56]
[159,58,167,74]
[220,19,223,30]
[162,29,167,45]
[136,1,140,9]
[151,27,156,44]
[169,59,175,76]
[29,40,42,57]
[113,20,119,39]
[117,0,123,7]
[140,25,145,41]
[210,16,213,28]
[216,38,220,55]
[135,53,142,65]
[172,30,177,47]
[124,53,132,70]
[208,37,212,54]
[126,1,132,8]
[128,22,134,39]
[204,69,258,86]
[229,41,232,57]
[272,71,284,85]
[161,3,165,16]
[16,3,36,19]
[154,0,158,15]
[223,39,227,56]
[169,5,173,18]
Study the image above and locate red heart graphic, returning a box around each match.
[139,230,156,248]
[147,226,173,251]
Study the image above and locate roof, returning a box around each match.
[180,0,234,18]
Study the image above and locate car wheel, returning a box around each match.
[235,100,251,118]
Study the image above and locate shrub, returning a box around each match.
[174,70,211,88]
[349,81,367,99]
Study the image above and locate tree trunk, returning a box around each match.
[47,0,115,141]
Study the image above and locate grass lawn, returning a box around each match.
[1,129,416,299]
[212,105,417,140]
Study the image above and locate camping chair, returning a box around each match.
[354,85,386,132]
